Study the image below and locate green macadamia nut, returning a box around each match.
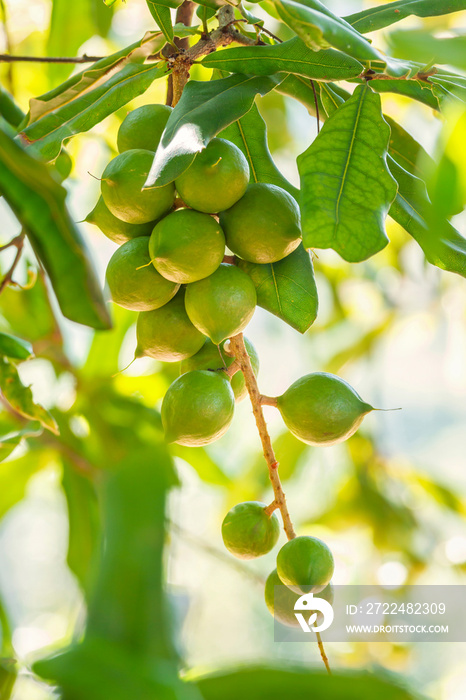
[222,501,280,559]
[277,372,373,446]
[276,535,334,594]
[162,369,235,446]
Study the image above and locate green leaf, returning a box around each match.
[92,0,115,36]
[146,2,175,45]
[196,666,425,700]
[201,37,363,82]
[388,30,466,71]
[0,86,25,128]
[385,114,434,178]
[298,84,397,262]
[0,433,23,463]
[425,108,466,218]
[47,0,100,83]
[0,658,16,700]
[276,73,320,116]
[62,461,100,596]
[85,449,178,655]
[286,77,432,193]
[35,637,201,700]
[368,77,439,110]
[174,21,202,37]
[237,245,318,333]
[24,34,162,126]
[35,453,201,700]
[429,73,466,105]
[148,0,183,6]
[196,3,216,26]
[19,35,166,161]
[274,0,410,77]
[300,81,433,183]
[220,102,299,198]
[0,332,34,360]
[300,80,433,185]
[196,0,228,8]
[238,3,264,25]
[0,128,111,329]
[345,0,466,34]
[388,156,466,277]
[0,358,58,433]
[144,74,281,187]
[319,81,346,117]
[0,423,42,463]
[0,273,61,347]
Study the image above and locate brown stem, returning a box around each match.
[166,0,195,106]
[264,500,278,516]
[232,17,280,43]
[222,254,236,265]
[316,632,332,675]
[227,333,296,541]
[0,231,24,294]
[360,67,437,82]
[260,394,278,407]
[168,5,257,105]
[0,53,105,63]
[175,0,196,50]
[254,24,282,44]
[224,360,241,378]
[171,60,191,106]
[227,333,332,673]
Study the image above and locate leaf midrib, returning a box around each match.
[333,86,367,235]
[204,53,352,72]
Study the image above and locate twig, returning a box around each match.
[233,18,282,44]
[227,333,332,673]
[226,333,296,541]
[0,53,104,63]
[360,66,437,82]
[0,231,24,294]
[224,360,241,378]
[260,395,278,407]
[257,25,283,44]
[316,632,332,675]
[0,236,21,252]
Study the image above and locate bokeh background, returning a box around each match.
[1,1,466,698]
